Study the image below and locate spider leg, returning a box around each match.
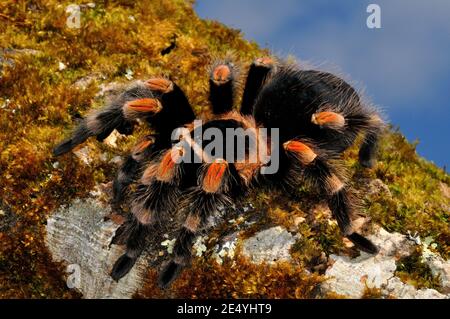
[209,60,237,114]
[110,146,185,280]
[53,78,195,156]
[111,215,149,281]
[311,110,346,130]
[240,57,275,115]
[358,114,384,168]
[53,82,156,156]
[310,103,384,168]
[111,78,195,206]
[283,139,379,254]
[146,78,195,147]
[111,135,156,207]
[158,159,233,288]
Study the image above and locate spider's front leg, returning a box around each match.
[53,77,195,156]
[158,159,233,288]
[75,77,194,207]
[240,57,276,115]
[109,215,150,280]
[53,82,153,156]
[209,60,237,114]
[111,146,185,281]
[112,78,195,206]
[283,139,379,254]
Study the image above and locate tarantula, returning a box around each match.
[53,56,383,288]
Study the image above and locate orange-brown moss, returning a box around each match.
[136,255,324,299]
[361,286,384,299]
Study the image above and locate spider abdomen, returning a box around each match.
[253,67,371,153]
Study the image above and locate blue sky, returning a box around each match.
[195,0,450,169]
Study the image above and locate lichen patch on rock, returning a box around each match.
[242,226,297,264]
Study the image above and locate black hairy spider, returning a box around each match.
[54,56,384,288]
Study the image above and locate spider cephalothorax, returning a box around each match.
[54,56,384,288]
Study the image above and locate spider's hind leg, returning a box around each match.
[358,114,384,168]
[310,105,384,168]
[283,139,379,254]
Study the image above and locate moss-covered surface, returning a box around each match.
[0,0,448,298]
[136,256,324,299]
[356,130,450,259]
[395,247,442,290]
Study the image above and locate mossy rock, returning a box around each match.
[0,0,448,298]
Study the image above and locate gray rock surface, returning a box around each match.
[367,226,415,258]
[383,277,447,299]
[45,195,449,299]
[421,239,450,293]
[46,199,152,298]
[321,227,449,299]
[323,253,397,298]
[242,226,296,264]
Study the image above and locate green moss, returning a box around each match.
[0,0,448,298]
[395,247,442,291]
[352,129,450,258]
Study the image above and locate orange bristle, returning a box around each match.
[125,98,162,113]
[184,214,201,232]
[132,203,153,225]
[212,65,231,83]
[255,56,274,66]
[133,139,153,155]
[156,147,183,182]
[283,141,317,164]
[202,159,228,193]
[311,111,345,128]
[145,78,173,93]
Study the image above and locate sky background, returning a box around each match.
[195,0,450,169]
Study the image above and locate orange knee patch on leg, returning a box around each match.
[212,65,231,84]
[156,147,184,182]
[132,138,154,157]
[123,98,162,119]
[311,111,345,129]
[283,141,317,164]
[254,56,274,67]
[145,78,174,93]
[202,159,228,193]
